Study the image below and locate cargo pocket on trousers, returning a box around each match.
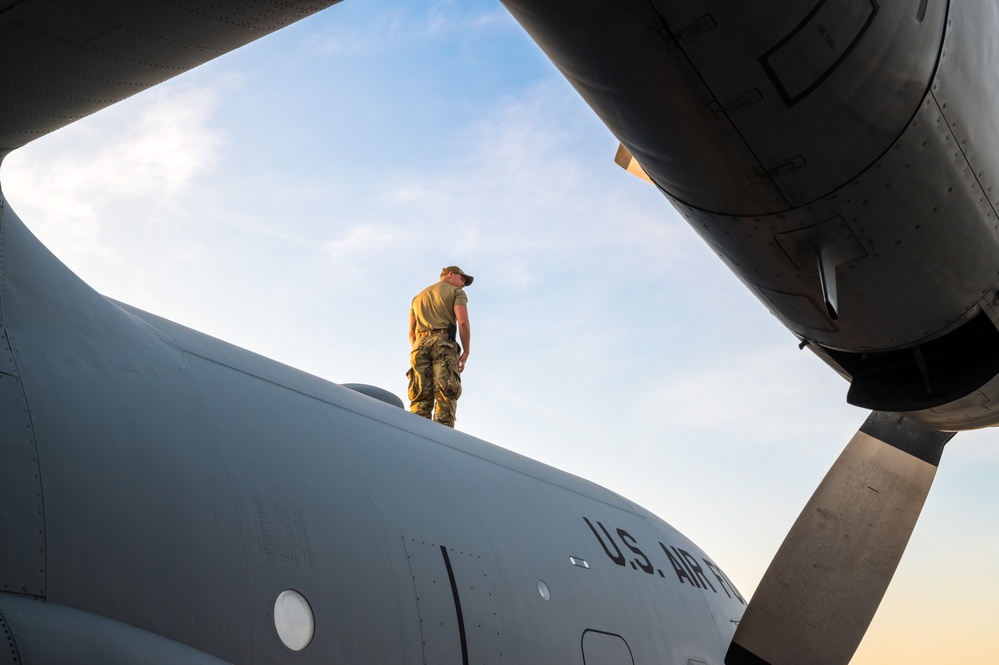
[440,356,462,400]
[406,367,421,402]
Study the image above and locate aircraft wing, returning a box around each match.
[0,0,340,161]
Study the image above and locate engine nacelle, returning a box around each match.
[505,0,999,429]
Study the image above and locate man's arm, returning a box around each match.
[454,304,470,372]
[408,312,417,347]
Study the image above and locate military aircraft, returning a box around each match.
[1,1,996,664]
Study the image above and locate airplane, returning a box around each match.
[0,1,995,665]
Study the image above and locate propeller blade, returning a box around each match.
[726,411,955,665]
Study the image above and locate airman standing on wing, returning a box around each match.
[407,266,473,427]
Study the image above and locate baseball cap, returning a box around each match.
[441,265,474,286]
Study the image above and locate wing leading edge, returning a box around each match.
[0,0,340,161]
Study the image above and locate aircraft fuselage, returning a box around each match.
[0,194,744,663]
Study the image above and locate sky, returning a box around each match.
[2,1,999,662]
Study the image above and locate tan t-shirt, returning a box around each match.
[410,281,468,332]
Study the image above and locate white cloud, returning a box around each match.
[305,12,406,56]
[1,82,226,302]
[641,344,864,448]
[322,225,406,262]
[306,2,512,56]
[6,84,222,200]
[355,80,696,274]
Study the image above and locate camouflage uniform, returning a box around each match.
[408,268,472,428]
[407,332,462,426]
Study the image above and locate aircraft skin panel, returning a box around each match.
[0,369,45,599]
[504,0,999,429]
[0,593,235,665]
[673,95,999,351]
[32,362,255,659]
[0,191,46,601]
[402,538,504,665]
[0,0,341,161]
[0,193,745,662]
[16,357,744,663]
[932,0,999,236]
[429,452,743,664]
[651,0,946,211]
[502,0,945,217]
[0,205,254,653]
[110,298,652,509]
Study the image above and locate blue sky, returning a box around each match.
[3,1,999,662]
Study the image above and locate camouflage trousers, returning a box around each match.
[407,334,462,427]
